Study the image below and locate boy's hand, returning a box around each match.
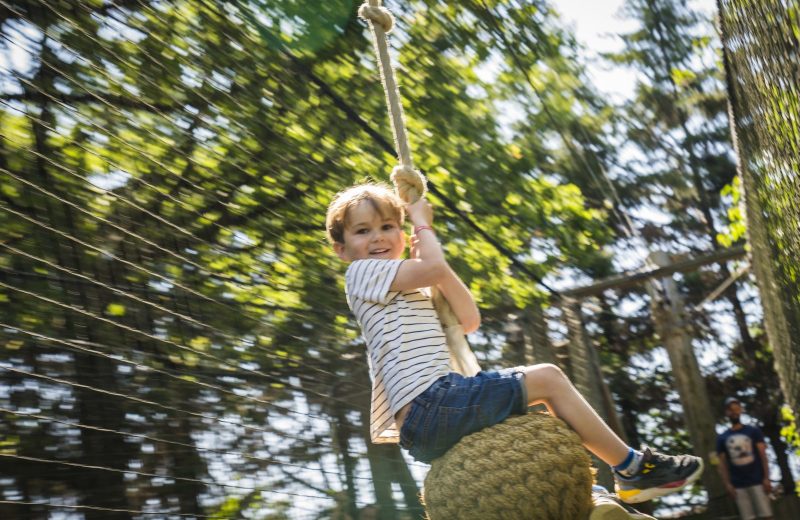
[406,197,434,227]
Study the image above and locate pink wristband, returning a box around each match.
[413,225,435,235]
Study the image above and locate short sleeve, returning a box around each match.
[716,434,725,454]
[752,426,765,444]
[345,259,403,304]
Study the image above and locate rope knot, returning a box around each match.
[358,3,395,33]
[391,165,426,203]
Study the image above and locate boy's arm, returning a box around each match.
[436,265,481,334]
[390,198,480,333]
[390,199,448,291]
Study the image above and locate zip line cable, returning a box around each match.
[1,192,352,377]
[0,406,428,479]
[29,0,351,238]
[0,500,220,518]
[0,27,331,268]
[0,278,347,402]
[2,325,327,420]
[0,364,327,447]
[0,453,333,499]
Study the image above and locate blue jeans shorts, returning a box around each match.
[398,369,528,463]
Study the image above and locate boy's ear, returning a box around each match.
[333,241,348,261]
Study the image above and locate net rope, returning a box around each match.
[718,0,800,412]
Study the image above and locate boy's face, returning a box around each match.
[334,200,405,262]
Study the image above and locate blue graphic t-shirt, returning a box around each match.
[716,424,766,488]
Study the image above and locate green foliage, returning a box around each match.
[716,176,747,247]
[780,406,799,451]
[4,0,782,516]
[0,0,617,515]
[780,406,800,495]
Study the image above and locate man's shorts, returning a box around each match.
[398,369,528,463]
[734,484,773,520]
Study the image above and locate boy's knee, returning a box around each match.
[526,363,567,385]
[522,363,568,401]
[538,363,566,379]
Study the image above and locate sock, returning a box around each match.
[613,447,644,477]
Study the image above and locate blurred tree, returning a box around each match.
[2,0,613,517]
[607,0,792,504]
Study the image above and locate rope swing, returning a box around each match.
[357,1,425,201]
[358,5,594,518]
[358,0,481,376]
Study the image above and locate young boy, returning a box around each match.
[326,182,704,504]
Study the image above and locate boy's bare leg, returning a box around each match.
[522,363,629,466]
[522,364,704,504]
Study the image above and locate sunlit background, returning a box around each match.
[1,0,799,519]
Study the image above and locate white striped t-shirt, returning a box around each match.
[345,259,451,443]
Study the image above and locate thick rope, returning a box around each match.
[358,1,426,202]
[358,1,479,376]
[423,413,594,519]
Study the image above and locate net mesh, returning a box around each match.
[719,0,800,412]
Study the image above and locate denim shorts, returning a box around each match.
[398,369,528,463]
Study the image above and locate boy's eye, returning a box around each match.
[355,228,369,234]
[382,224,394,230]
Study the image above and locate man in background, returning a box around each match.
[717,397,773,520]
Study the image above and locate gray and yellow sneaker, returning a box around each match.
[590,491,656,520]
[614,448,704,504]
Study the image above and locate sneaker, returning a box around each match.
[614,447,704,504]
[590,491,656,520]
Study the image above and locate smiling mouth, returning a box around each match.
[370,249,389,255]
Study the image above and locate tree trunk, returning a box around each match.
[28,44,134,517]
[521,303,557,366]
[388,447,424,517]
[361,409,398,519]
[562,299,622,491]
[504,313,528,367]
[761,411,797,495]
[648,252,734,516]
[332,393,359,519]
